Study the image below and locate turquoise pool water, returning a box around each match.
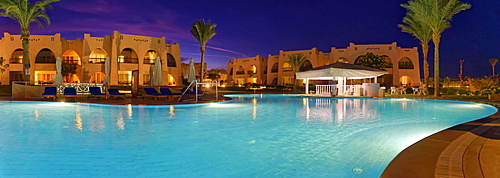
[0,94,496,177]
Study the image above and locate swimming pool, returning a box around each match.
[0,94,496,177]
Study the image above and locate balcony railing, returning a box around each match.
[89,58,106,64]
[10,58,22,64]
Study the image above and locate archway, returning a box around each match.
[247,65,257,75]
[299,60,312,71]
[271,62,279,73]
[399,75,413,86]
[143,50,158,64]
[10,49,23,64]
[62,50,81,65]
[35,48,56,63]
[229,68,233,75]
[167,74,176,86]
[338,57,348,63]
[167,53,176,67]
[236,66,244,75]
[89,48,108,63]
[398,57,414,69]
[320,59,330,66]
[118,48,138,63]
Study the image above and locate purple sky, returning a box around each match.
[0,0,498,78]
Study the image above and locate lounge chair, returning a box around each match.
[143,88,168,100]
[89,87,107,99]
[42,86,57,100]
[63,88,77,100]
[108,89,126,99]
[159,88,182,100]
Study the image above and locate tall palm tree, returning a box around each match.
[190,19,217,82]
[398,12,432,87]
[286,53,308,92]
[0,0,59,81]
[402,0,471,96]
[489,58,498,77]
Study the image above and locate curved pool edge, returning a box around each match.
[381,103,500,178]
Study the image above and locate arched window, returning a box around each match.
[62,50,80,65]
[236,66,244,75]
[384,56,393,68]
[143,50,157,64]
[398,57,414,69]
[167,53,176,67]
[89,48,108,63]
[271,62,279,73]
[35,48,56,63]
[167,74,176,86]
[10,49,23,64]
[299,60,312,71]
[282,63,292,71]
[118,48,138,63]
[399,75,413,86]
[229,68,233,75]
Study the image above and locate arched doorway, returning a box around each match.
[118,48,138,63]
[398,57,414,69]
[143,50,158,64]
[399,75,413,86]
[167,74,176,86]
[89,48,108,63]
[10,49,23,64]
[62,50,81,65]
[35,48,56,63]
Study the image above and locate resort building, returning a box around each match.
[226,42,421,87]
[0,31,182,86]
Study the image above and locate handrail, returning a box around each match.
[178,80,197,101]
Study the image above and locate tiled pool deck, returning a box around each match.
[1,95,500,177]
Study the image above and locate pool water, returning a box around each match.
[0,94,496,177]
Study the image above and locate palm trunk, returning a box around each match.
[421,43,429,87]
[199,46,205,82]
[432,34,441,96]
[293,72,297,92]
[21,28,30,81]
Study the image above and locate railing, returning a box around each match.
[178,80,219,102]
[315,85,336,95]
[56,83,105,94]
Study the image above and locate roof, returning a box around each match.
[296,62,388,80]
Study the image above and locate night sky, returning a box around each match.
[0,0,498,78]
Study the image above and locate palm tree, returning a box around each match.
[398,12,432,87]
[354,52,389,70]
[286,53,308,92]
[0,0,59,81]
[402,0,471,96]
[190,19,217,82]
[490,59,498,77]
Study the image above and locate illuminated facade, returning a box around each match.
[227,42,421,87]
[0,31,182,86]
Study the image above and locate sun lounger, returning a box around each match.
[42,86,57,100]
[108,89,126,99]
[143,88,168,100]
[89,87,107,99]
[63,88,77,100]
[159,88,182,100]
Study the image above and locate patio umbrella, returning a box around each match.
[54,57,63,85]
[153,56,162,86]
[103,56,110,84]
[187,58,196,83]
[149,64,154,86]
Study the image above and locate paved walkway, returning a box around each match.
[381,101,500,177]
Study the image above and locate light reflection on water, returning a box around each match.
[0,95,496,177]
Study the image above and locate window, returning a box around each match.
[299,60,312,71]
[143,50,157,64]
[62,50,80,64]
[10,49,23,64]
[282,63,292,71]
[236,66,244,75]
[118,48,138,63]
[167,54,176,67]
[271,63,279,73]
